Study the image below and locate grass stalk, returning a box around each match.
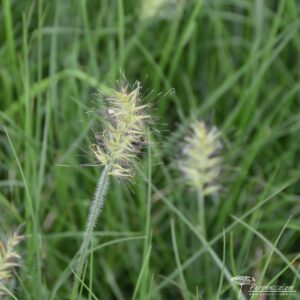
[197,189,206,237]
[72,166,110,299]
[197,189,212,297]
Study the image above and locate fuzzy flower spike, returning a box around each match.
[72,80,151,298]
[140,0,185,21]
[179,121,222,196]
[0,230,23,296]
[92,81,151,179]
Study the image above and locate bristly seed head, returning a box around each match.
[178,121,223,195]
[91,80,151,180]
[0,230,23,295]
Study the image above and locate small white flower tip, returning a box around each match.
[140,0,186,21]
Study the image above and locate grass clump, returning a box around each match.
[1,0,300,299]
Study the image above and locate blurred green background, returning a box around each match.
[1,0,300,299]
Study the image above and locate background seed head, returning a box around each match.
[0,230,23,295]
[178,121,223,195]
[91,81,151,180]
[140,0,186,21]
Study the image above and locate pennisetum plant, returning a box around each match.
[178,121,222,233]
[178,120,222,296]
[71,80,151,298]
[0,229,23,298]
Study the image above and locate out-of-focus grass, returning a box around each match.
[1,0,300,299]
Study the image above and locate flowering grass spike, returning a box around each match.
[179,121,222,195]
[0,230,23,296]
[92,81,151,179]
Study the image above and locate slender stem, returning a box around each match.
[197,189,212,297]
[72,166,110,299]
[197,189,206,237]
